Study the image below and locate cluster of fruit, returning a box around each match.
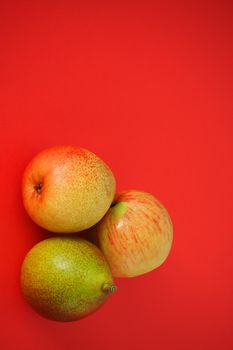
[20,146,173,322]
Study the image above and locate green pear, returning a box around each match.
[20,237,117,322]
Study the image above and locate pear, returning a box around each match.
[22,145,116,233]
[20,237,117,322]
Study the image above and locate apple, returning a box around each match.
[96,190,173,277]
[22,145,116,233]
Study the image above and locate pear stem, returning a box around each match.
[102,282,117,293]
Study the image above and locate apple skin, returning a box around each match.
[22,146,116,233]
[96,190,173,277]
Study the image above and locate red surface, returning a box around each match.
[0,1,233,350]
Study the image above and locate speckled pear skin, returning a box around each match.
[20,237,116,322]
[22,145,116,233]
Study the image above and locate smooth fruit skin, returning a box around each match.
[20,237,116,322]
[96,190,173,278]
[22,146,116,233]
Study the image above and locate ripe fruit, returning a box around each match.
[22,146,116,233]
[20,237,117,322]
[96,190,173,278]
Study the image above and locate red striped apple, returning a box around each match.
[96,190,173,277]
[22,146,116,233]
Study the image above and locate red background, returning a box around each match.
[1,1,233,349]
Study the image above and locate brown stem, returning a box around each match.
[102,282,117,293]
